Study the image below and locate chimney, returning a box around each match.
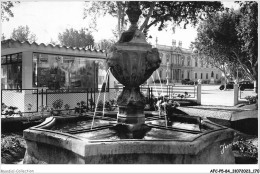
[178,41,182,48]
[172,39,176,47]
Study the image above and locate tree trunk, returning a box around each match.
[117,2,122,39]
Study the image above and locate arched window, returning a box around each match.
[187,56,191,66]
[211,71,214,78]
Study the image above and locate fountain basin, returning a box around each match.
[23,114,235,164]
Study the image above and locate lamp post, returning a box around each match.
[166,62,169,85]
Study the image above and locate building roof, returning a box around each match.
[156,44,192,54]
[1,39,107,58]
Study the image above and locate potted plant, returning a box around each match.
[26,103,33,111]
[74,101,88,115]
[38,105,51,116]
[1,105,22,118]
[52,99,63,116]
[64,104,70,115]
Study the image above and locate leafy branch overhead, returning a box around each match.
[83,1,224,37]
[1,1,19,22]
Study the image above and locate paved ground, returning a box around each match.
[147,84,256,106]
[200,85,256,106]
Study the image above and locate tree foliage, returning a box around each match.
[193,2,258,83]
[84,1,224,38]
[1,1,19,22]
[236,1,258,81]
[58,28,94,48]
[84,1,128,39]
[10,25,37,43]
[95,39,116,52]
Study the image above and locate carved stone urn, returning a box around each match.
[107,2,161,131]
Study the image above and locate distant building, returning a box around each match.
[149,43,222,84]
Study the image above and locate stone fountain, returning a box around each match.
[107,2,160,134]
[23,2,235,164]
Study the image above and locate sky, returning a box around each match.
[1,1,240,49]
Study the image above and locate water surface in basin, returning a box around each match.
[50,118,116,132]
[45,114,213,141]
[74,127,201,141]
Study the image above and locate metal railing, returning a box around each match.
[1,85,197,115]
[239,88,255,100]
[167,85,196,99]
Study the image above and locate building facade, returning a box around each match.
[149,42,222,84]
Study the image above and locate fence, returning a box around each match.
[1,86,195,115]
[239,89,255,100]
[1,89,39,114]
[167,85,196,99]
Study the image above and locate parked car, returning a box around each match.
[181,79,198,85]
[219,81,254,91]
[239,81,254,91]
[219,82,234,90]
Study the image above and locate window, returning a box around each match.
[200,60,203,67]
[206,73,208,79]
[211,71,214,78]
[166,54,170,63]
[195,73,197,79]
[187,71,190,79]
[177,55,181,65]
[187,56,191,66]
[182,57,185,66]
[195,58,198,67]
[181,71,184,79]
[201,73,203,79]
[216,74,219,79]
[1,53,22,89]
[33,53,104,89]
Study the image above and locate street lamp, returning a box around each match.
[166,56,170,85]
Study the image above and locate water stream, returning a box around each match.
[91,68,110,129]
[156,70,168,127]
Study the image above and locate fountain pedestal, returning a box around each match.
[117,87,146,130]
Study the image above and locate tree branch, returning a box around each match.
[140,2,155,32]
[232,50,254,80]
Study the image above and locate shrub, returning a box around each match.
[245,95,258,104]
[52,99,63,110]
